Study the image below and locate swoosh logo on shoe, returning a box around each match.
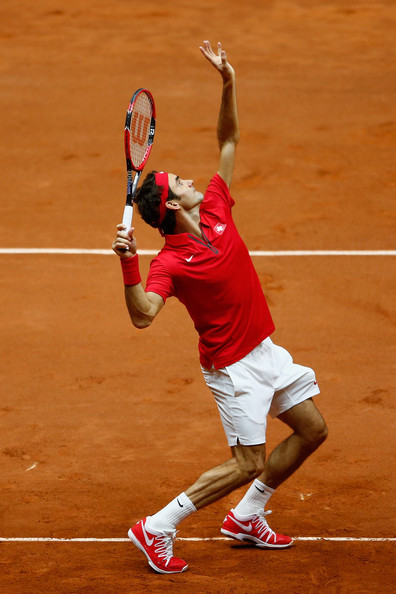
[231,517,253,532]
[141,522,154,546]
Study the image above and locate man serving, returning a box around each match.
[112,40,327,575]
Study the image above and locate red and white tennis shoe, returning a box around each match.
[128,517,188,574]
[221,509,293,548]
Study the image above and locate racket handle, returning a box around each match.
[122,204,133,230]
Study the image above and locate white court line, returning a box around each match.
[0,248,395,256]
[0,537,394,542]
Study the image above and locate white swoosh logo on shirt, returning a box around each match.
[185,255,194,262]
[231,517,253,532]
[142,522,154,546]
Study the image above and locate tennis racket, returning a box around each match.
[122,88,156,230]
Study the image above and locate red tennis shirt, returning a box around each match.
[145,174,275,369]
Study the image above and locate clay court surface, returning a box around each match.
[1,0,395,591]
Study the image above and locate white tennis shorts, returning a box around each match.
[201,337,320,446]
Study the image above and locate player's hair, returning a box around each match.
[134,171,177,234]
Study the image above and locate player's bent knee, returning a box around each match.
[318,421,329,444]
[232,442,266,484]
[306,419,328,449]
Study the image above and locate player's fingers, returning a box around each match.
[113,234,129,251]
[115,233,128,241]
[201,40,215,58]
[113,242,130,255]
[116,226,131,239]
[199,46,210,60]
[113,238,127,249]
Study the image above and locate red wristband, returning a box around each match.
[120,254,141,286]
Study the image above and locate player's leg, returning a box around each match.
[128,443,266,573]
[254,339,327,490]
[185,441,266,508]
[220,400,326,550]
[259,398,328,489]
[221,340,325,548]
[220,440,293,548]
[221,399,327,551]
[128,347,272,573]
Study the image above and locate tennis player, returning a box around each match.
[112,40,328,575]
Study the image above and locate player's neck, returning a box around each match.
[173,208,202,239]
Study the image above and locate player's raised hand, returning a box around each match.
[199,40,235,81]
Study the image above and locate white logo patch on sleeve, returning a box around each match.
[214,222,227,235]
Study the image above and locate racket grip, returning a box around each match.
[122,204,133,230]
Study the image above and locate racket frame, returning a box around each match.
[123,88,156,229]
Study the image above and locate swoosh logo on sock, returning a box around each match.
[231,516,253,532]
[177,498,184,508]
[255,485,265,493]
[141,522,154,546]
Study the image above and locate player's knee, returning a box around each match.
[305,418,328,450]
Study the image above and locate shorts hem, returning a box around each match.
[271,387,320,418]
[227,437,267,447]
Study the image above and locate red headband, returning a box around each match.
[154,172,169,227]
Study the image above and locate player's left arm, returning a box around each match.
[200,40,240,188]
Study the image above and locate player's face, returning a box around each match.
[168,174,204,209]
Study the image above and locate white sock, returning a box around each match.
[233,480,275,518]
[146,492,197,533]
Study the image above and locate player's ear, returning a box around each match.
[165,201,181,211]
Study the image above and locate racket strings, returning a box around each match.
[129,93,153,167]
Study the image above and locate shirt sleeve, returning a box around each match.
[145,257,175,302]
[202,173,235,212]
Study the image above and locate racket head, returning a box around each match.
[124,88,156,172]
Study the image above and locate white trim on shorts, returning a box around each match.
[201,337,320,447]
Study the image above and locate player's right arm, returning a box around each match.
[124,286,164,329]
[200,40,239,188]
[112,225,164,328]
